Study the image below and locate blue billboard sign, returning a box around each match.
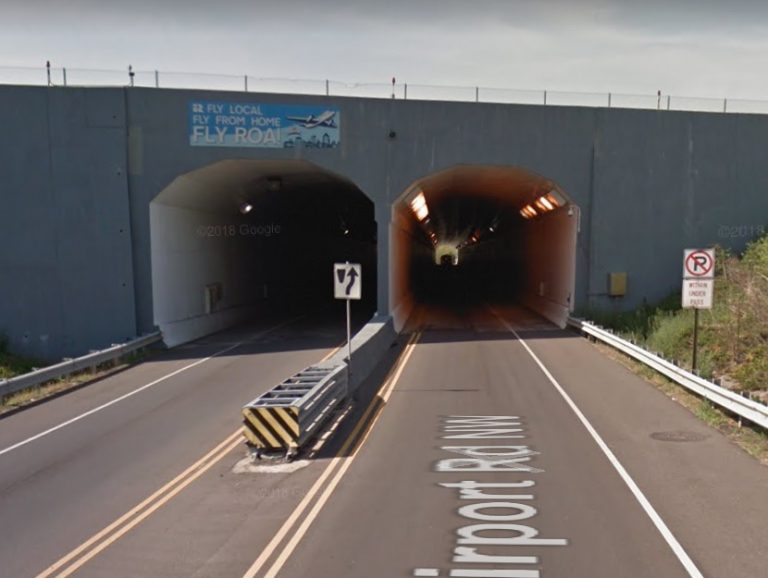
[188,100,340,149]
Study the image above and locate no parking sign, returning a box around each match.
[682,249,714,310]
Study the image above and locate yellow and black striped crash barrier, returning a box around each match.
[242,365,347,454]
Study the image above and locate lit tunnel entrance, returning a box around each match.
[150,160,376,347]
[391,165,578,330]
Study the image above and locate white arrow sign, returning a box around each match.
[334,263,362,300]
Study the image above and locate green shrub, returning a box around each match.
[582,233,768,390]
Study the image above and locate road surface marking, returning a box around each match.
[241,331,422,578]
[319,343,343,362]
[492,310,705,578]
[0,317,302,458]
[30,332,350,577]
[34,429,242,578]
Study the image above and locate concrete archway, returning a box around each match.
[390,164,578,331]
[150,159,376,346]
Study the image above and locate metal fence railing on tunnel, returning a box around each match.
[4,63,768,116]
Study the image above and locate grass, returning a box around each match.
[579,234,768,463]
[594,341,768,466]
[578,235,768,392]
[0,335,43,380]
[0,344,155,415]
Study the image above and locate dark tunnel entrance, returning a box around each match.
[150,160,376,346]
[391,165,578,331]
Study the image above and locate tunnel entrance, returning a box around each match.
[150,160,376,347]
[391,165,578,331]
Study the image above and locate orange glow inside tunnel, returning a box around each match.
[390,165,578,331]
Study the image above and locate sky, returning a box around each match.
[3,0,768,100]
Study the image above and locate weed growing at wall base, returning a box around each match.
[581,234,768,396]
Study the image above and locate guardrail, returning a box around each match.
[242,365,348,456]
[4,64,768,115]
[567,318,768,430]
[0,332,162,400]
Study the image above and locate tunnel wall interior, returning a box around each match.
[390,206,434,331]
[518,207,577,325]
[150,160,376,347]
[391,166,577,329]
[150,204,266,346]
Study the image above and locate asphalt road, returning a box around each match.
[250,305,768,578]
[0,310,363,578]
[2,305,767,577]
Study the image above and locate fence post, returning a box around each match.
[325,79,329,96]
[154,70,159,88]
[244,75,248,92]
[723,98,728,113]
[404,83,408,100]
[475,86,479,102]
[543,90,547,105]
[391,77,396,99]
[608,92,612,108]
[128,65,135,87]
[46,61,51,86]
[657,90,661,110]
[63,68,67,87]
[667,95,671,110]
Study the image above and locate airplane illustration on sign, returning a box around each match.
[286,110,338,129]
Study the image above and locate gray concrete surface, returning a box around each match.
[3,84,768,359]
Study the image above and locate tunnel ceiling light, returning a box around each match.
[521,205,537,218]
[409,191,430,221]
[535,196,554,212]
[240,202,254,214]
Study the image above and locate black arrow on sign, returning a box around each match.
[336,268,346,284]
[345,267,358,295]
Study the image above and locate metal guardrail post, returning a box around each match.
[46,61,51,86]
[325,79,329,96]
[62,68,67,87]
[155,70,159,88]
[0,332,162,400]
[543,90,547,105]
[475,86,479,102]
[244,75,248,92]
[567,317,768,430]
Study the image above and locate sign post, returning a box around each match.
[682,249,715,372]
[334,262,362,395]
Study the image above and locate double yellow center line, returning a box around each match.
[242,330,422,578]
[35,430,243,578]
[34,333,419,578]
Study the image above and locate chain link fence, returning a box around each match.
[3,63,768,114]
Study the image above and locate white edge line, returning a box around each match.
[0,316,304,457]
[495,314,705,578]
